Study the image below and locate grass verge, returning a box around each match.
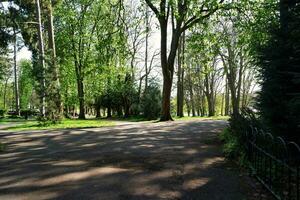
[4,119,115,131]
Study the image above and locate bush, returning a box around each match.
[140,83,162,120]
[0,109,6,118]
[219,128,240,159]
[220,108,262,164]
[20,109,37,119]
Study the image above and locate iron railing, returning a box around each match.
[245,126,300,200]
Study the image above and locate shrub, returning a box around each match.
[219,128,240,159]
[20,109,37,119]
[220,108,262,164]
[140,83,162,120]
[0,109,6,118]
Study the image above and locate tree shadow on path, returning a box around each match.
[0,120,245,200]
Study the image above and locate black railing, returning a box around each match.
[245,126,300,200]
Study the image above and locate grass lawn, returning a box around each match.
[0,118,29,124]
[1,115,229,131]
[4,119,115,131]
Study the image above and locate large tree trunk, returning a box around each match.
[13,28,20,116]
[204,82,215,117]
[160,20,173,121]
[77,77,85,119]
[161,76,173,120]
[95,98,101,118]
[159,19,181,121]
[35,0,46,117]
[207,95,215,117]
[73,43,85,119]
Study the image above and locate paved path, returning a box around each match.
[0,120,246,200]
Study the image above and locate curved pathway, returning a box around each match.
[0,120,246,200]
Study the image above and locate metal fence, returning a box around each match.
[245,126,300,200]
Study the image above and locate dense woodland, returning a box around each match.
[0,0,299,140]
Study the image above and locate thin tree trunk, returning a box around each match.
[3,78,9,110]
[221,92,224,116]
[144,6,149,92]
[35,0,46,117]
[107,105,112,118]
[13,28,20,116]
[225,80,230,116]
[177,36,184,117]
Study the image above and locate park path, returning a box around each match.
[0,120,247,200]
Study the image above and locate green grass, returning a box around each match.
[4,119,115,131]
[0,118,29,124]
[174,115,230,121]
[2,115,229,131]
[110,115,150,122]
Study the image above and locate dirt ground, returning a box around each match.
[0,120,251,200]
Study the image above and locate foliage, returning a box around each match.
[219,127,240,159]
[221,108,262,161]
[0,109,6,118]
[140,82,161,120]
[20,109,38,119]
[255,1,300,142]
[18,59,35,109]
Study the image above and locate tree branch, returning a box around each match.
[145,0,160,17]
[181,0,225,32]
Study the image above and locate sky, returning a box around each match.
[17,46,31,62]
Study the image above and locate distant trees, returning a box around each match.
[145,0,226,121]
[174,7,258,118]
[0,48,12,110]
[3,0,297,135]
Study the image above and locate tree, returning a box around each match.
[0,48,12,110]
[18,59,35,110]
[145,0,225,121]
[176,32,184,117]
[141,81,161,119]
[13,26,20,116]
[35,0,46,117]
[56,0,103,119]
[256,0,300,141]
[46,0,62,120]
